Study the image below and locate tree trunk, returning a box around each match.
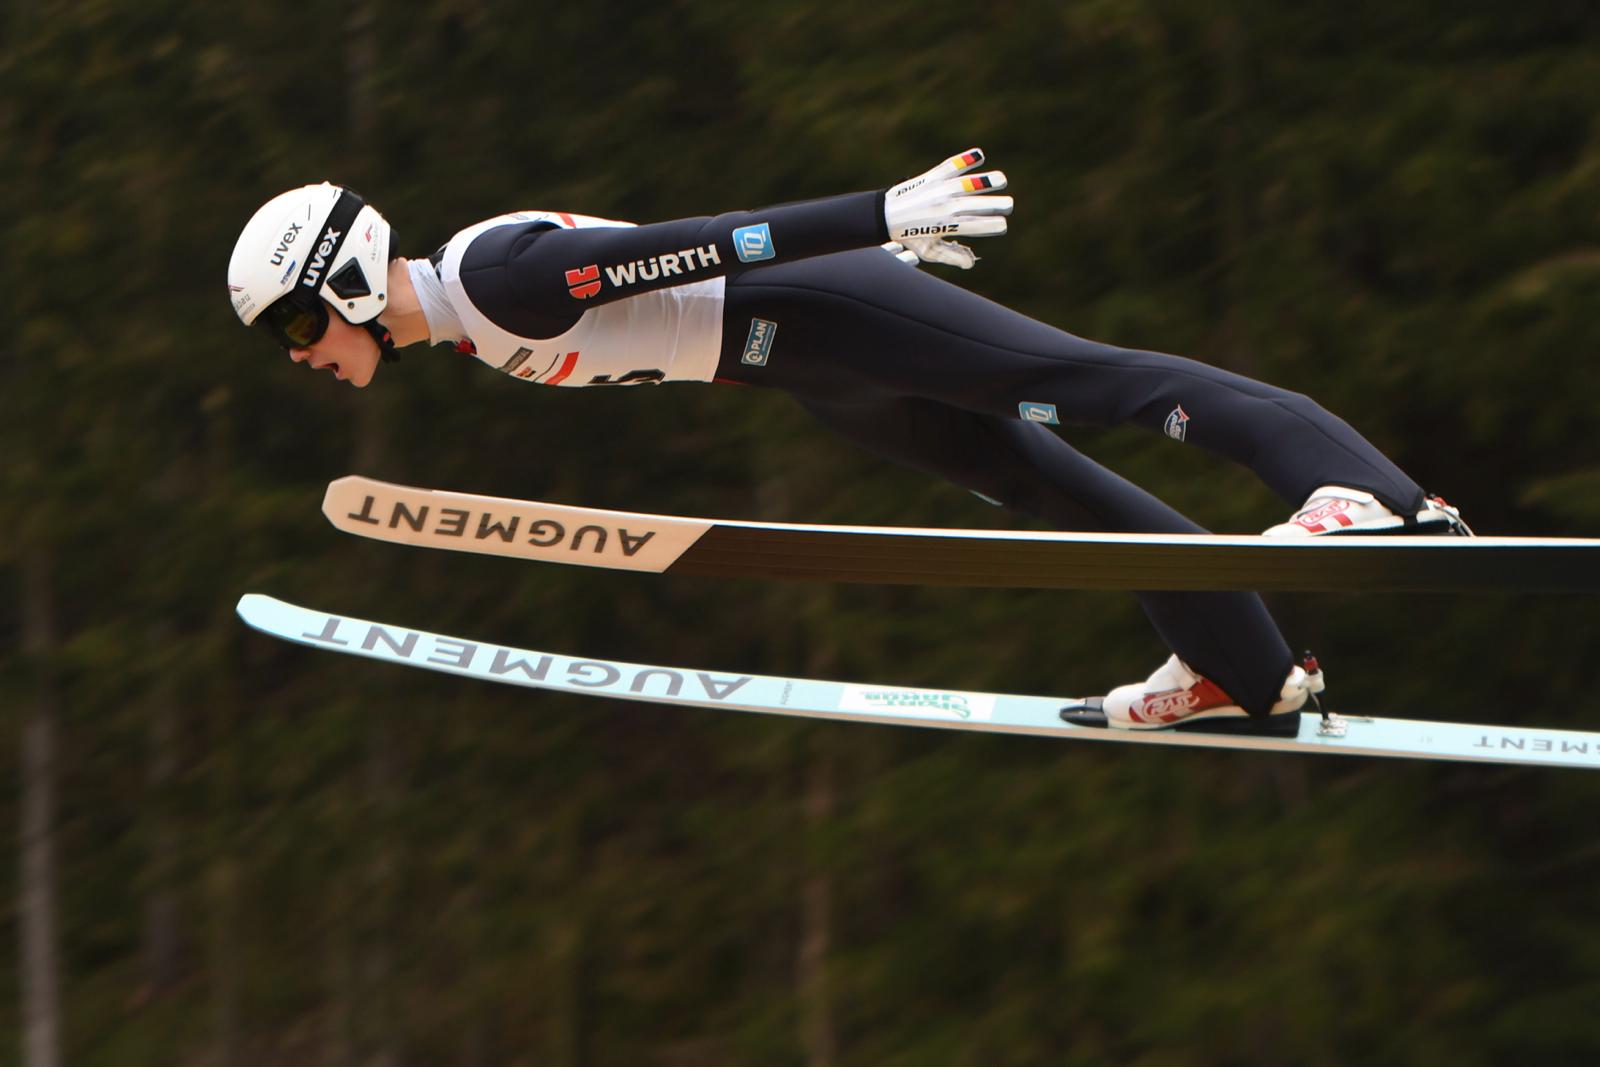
[201,352,242,1067]
[797,743,836,1067]
[345,5,405,1063]
[204,602,243,1067]
[207,856,241,1067]
[140,632,184,1003]
[553,812,590,1067]
[7,2,63,1059]
[361,725,403,1067]
[20,546,64,1067]
[796,608,839,1067]
[1211,11,1254,375]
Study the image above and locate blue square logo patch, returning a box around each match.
[733,223,775,263]
[1018,401,1059,425]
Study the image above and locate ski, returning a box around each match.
[237,593,1600,770]
[323,475,1600,593]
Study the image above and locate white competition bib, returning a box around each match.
[440,210,726,386]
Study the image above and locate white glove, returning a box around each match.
[883,148,1011,270]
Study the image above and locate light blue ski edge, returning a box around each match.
[236,594,1600,771]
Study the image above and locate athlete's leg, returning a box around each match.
[720,250,1427,516]
[786,392,1295,716]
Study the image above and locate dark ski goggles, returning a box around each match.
[259,290,331,350]
[259,286,402,365]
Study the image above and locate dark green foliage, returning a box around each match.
[6,2,1600,1063]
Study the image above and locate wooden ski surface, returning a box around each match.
[323,476,1600,593]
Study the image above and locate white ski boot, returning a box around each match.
[1060,653,1325,737]
[1264,486,1472,537]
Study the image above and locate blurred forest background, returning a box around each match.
[8,1,1600,1064]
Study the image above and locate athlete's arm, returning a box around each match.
[457,149,1010,338]
[457,190,886,335]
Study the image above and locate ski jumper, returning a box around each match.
[430,191,1429,716]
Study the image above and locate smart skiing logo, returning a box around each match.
[742,318,778,366]
[861,691,978,718]
[732,222,775,263]
[840,685,996,722]
[1019,402,1059,425]
[1164,405,1190,442]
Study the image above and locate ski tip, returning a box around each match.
[235,592,282,627]
[322,475,368,520]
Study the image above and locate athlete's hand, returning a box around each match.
[883,238,978,272]
[900,234,979,270]
[883,148,1011,269]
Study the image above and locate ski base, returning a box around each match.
[236,594,1600,771]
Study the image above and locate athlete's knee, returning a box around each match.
[1265,388,1375,444]
[1269,387,1326,413]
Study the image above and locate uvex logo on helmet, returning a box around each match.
[301,226,344,288]
[271,223,302,267]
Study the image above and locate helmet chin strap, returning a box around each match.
[363,320,401,363]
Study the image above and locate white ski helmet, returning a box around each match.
[227,182,401,358]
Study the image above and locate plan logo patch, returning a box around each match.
[840,685,996,722]
[565,264,601,300]
[742,318,778,366]
[1019,401,1059,425]
[1164,405,1190,442]
[732,222,775,263]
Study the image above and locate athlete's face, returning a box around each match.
[287,308,381,388]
